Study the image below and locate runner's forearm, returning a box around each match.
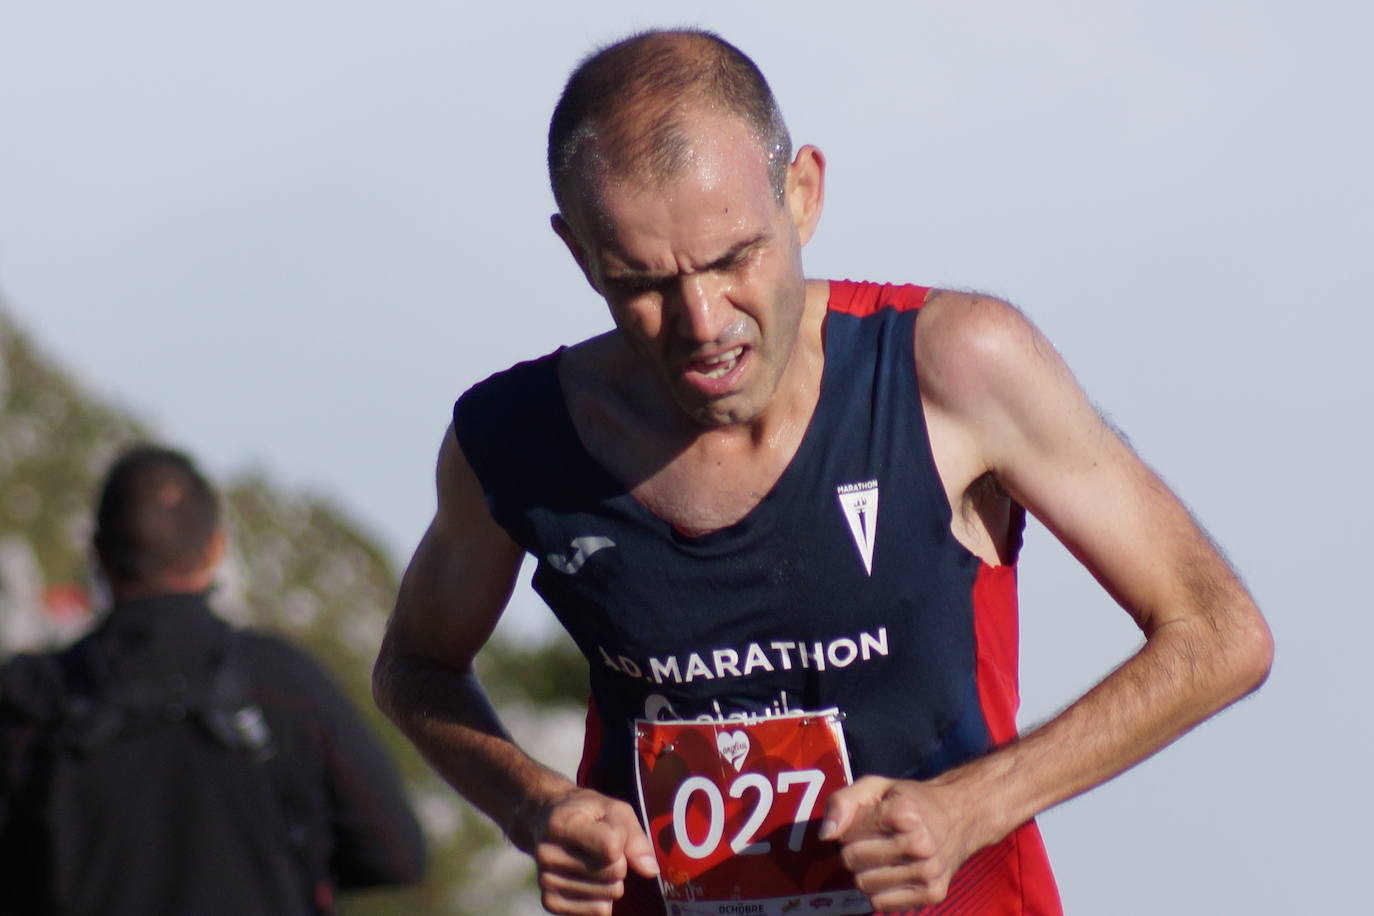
[931,602,1272,849]
[373,647,578,851]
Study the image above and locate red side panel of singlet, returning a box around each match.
[872,563,1060,916]
[973,563,1021,747]
[576,694,603,789]
[580,697,673,914]
[896,563,1063,915]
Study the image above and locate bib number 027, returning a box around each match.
[634,711,857,911]
[673,768,825,859]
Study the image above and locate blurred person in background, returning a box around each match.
[0,445,424,916]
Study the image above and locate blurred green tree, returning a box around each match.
[0,303,590,915]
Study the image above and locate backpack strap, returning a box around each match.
[16,630,328,914]
[205,632,330,914]
[198,632,276,761]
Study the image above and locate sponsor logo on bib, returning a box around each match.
[717,730,750,771]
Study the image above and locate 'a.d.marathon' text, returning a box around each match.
[597,627,890,685]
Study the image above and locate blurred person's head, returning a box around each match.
[92,445,226,600]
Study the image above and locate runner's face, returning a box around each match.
[563,116,817,428]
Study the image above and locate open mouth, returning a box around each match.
[691,345,745,379]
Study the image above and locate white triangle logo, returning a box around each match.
[836,480,879,575]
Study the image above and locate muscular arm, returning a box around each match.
[373,426,656,915]
[823,293,1274,908]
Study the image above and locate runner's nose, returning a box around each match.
[671,273,734,344]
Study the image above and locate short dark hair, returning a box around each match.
[93,445,220,586]
[547,29,792,217]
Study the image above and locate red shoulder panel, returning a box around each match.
[827,279,932,316]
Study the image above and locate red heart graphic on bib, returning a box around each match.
[716,730,750,771]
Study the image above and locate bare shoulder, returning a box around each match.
[916,289,1038,348]
[913,289,1108,506]
[914,290,1065,417]
[433,422,482,526]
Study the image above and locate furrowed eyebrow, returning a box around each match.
[703,235,766,271]
[606,234,767,283]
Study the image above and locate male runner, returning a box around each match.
[374,30,1272,916]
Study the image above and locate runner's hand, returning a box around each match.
[532,788,659,915]
[819,775,976,910]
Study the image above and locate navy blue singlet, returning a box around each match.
[453,280,1062,915]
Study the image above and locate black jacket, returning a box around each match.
[0,592,424,916]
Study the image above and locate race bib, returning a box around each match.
[633,710,871,916]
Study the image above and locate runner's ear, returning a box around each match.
[551,213,602,295]
[786,144,826,247]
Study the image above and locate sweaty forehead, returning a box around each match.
[587,155,778,271]
[573,114,779,242]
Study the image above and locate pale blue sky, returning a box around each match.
[2,2,1369,912]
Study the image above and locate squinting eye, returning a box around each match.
[617,278,662,295]
[723,250,756,272]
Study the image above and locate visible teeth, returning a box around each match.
[703,346,744,365]
[697,346,743,379]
